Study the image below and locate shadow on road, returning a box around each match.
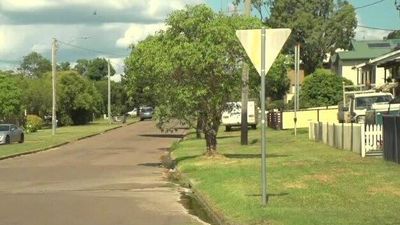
[137,162,163,167]
[140,134,185,139]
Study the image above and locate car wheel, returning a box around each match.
[225,126,231,132]
[18,134,24,143]
[140,118,144,121]
[251,124,257,130]
[5,135,10,144]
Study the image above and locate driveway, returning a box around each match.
[0,121,201,225]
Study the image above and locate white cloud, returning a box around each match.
[0,0,206,70]
[116,23,166,48]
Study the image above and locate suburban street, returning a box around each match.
[0,121,199,225]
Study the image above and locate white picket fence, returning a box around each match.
[361,124,383,157]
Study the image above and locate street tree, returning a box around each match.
[94,80,128,116]
[18,52,52,78]
[385,30,400,40]
[244,0,357,74]
[58,62,71,71]
[0,74,23,122]
[265,54,291,100]
[57,71,103,125]
[20,75,52,117]
[74,58,115,81]
[299,69,352,108]
[126,5,262,154]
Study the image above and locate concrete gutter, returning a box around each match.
[0,121,137,161]
[169,134,234,225]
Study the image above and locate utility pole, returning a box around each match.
[108,59,111,125]
[240,0,251,145]
[294,43,300,136]
[51,38,58,136]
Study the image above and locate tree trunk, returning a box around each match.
[203,117,220,156]
[196,117,202,139]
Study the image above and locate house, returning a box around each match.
[331,39,400,86]
[284,69,305,104]
[354,49,400,96]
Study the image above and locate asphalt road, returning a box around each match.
[0,121,200,225]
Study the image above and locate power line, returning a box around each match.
[354,0,386,10]
[57,40,127,58]
[357,24,397,31]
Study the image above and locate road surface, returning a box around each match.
[0,121,201,225]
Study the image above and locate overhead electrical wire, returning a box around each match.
[354,0,386,10]
[357,24,397,31]
[57,40,128,58]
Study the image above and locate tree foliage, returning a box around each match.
[125,5,262,154]
[385,30,400,40]
[20,74,52,117]
[18,52,51,78]
[57,71,103,125]
[94,80,128,116]
[299,69,352,108]
[265,54,291,100]
[235,0,356,74]
[74,58,115,81]
[0,74,23,122]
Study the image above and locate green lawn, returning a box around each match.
[173,128,400,225]
[0,118,136,158]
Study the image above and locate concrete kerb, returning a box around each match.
[169,132,233,225]
[0,121,137,161]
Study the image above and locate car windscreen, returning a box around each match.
[0,125,9,131]
[355,95,393,109]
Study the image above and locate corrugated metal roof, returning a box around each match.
[337,39,400,61]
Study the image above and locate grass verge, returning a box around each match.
[172,128,400,225]
[0,118,137,159]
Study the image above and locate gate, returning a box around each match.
[361,124,383,157]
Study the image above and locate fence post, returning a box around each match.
[395,117,399,163]
[361,124,366,157]
[342,122,344,150]
[350,122,353,151]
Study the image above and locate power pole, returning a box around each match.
[108,59,111,125]
[241,0,251,145]
[294,43,300,136]
[51,38,58,136]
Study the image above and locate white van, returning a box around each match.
[222,101,258,131]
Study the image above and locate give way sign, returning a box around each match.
[236,28,291,75]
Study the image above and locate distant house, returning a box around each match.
[331,39,400,86]
[284,69,305,103]
[354,49,400,96]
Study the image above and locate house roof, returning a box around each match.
[336,39,400,61]
[354,49,400,69]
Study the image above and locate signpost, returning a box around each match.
[236,28,291,206]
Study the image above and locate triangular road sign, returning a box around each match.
[236,28,291,75]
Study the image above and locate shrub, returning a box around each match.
[26,114,43,133]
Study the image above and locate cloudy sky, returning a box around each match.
[0,0,399,75]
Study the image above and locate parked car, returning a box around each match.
[139,107,154,121]
[0,124,24,144]
[127,108,138,116]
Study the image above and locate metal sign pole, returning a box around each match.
[260,27,267,206]
[294,45,298,136]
